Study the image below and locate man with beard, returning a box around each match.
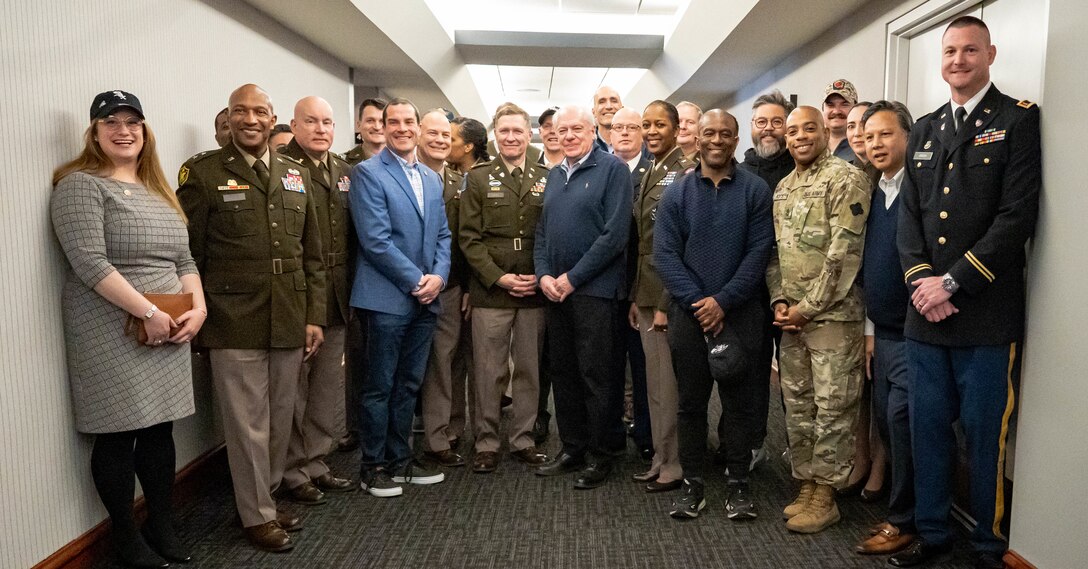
[737,89,795,469]
[823,79,859,162]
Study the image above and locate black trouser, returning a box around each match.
[537,330,551,423]
[345,311,369,437]
[91,422,177,547]
[718,293,776,451]
[670,300,763,481]
[546,295,626,463]
[628,324,652,449]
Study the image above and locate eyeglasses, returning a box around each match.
[98,116,144,132]
[752,117,785,129]
[611,124,641,133]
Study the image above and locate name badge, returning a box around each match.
[913,151,933,161]
[222,193,246,202]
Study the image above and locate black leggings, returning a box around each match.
[91,421,176,537]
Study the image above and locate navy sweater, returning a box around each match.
[534,148,632,299]
[863,183,908,340]
[653,164,774,312]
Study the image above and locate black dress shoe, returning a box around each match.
[535,452,585,477]
[638,446,654,462]
[573,463,612,489]
[974,551,1004,569]
[860,482,889,503]
[114,533,170,568]
[631,470,658,483]
[532,417,550,445]
[337,433,359,452]
[142,525,192,563]
[888,539,953,567]
[645,479,682,493]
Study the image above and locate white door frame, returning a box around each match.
[884,0,984,102]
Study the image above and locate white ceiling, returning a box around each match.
[467,65,648,123]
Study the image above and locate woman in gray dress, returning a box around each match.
[50,91,207,568]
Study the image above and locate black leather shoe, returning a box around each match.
[888,539,953,567]
[142,524,192,563]
[114,532,170,568]
[860,482,889,503]
[645,479,682,493]
[313,472,356,493]
[337,433,359,452]
[534,452,585,477]
[638,446,655,462]
[287,481,327,505]
[974,551,1004,569]
[573,463,612,489]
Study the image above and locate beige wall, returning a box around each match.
[0,1,351,567]
[1009,0,1088,566]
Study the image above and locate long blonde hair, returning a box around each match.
[52,120,187,223]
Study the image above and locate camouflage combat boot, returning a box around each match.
[785,483,841,533]
[782,480,817,519]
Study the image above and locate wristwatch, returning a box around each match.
[941,273,960,294]
[144,304,159,320]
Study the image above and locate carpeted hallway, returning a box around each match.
[93,386,976,568]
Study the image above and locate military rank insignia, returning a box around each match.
[974,128,1006,146]
[283,169,306,193]
[337,176,350,192]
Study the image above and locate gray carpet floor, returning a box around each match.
[94,385,977,569]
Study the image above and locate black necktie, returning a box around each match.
[253,159,270,188]
[955,107,968,133]
[511,167,522,187]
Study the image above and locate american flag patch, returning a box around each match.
[974,128,1006,146]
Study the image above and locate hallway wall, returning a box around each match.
[0,1,352,566]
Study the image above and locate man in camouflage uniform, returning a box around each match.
[766,106,870,534]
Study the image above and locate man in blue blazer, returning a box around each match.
[349,98,451,497]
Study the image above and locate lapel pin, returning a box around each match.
[924,141,932,150]
[975,119,983,127]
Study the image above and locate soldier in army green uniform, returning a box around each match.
[766,106,870,534]
[177,84,326,553]
[459,103,550,473]
[629,101,695,490]
[278,97,356,504]
[343,97,387,166]
[415,109,473,467]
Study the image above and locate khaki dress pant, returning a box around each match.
[283,325,346,488]
[471,306,543,453]
[637,307,683,481]
[421,285,474,452]
[210,348,302,527]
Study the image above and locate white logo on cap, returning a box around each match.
[113,91,126,100]
[99,101,106,108]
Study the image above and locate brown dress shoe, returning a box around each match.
[473,451,499,473]
[287,481,327,505]
[424,449,467,467]
[313,472,356,493]
[244,521,293,552]
[511,447,548,465]
[856,523,915,555]
[276,510,303,532]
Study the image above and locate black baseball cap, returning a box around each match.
[538,106,560,126]
[90,90,144,121]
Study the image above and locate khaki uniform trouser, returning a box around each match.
[283,325,346,488]
[421,286,474,451]
[779,319,864,488]
[210,348,302,527]
[471,306,543,453]
[637,307,682,481]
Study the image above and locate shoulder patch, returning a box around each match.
[178,165,190,187]
[850,202,864,216]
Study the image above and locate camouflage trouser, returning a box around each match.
[779,319,864,488]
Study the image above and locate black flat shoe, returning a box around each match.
[837,466,870,497]
[115,535,170,569]
[142,525,192,564]
[631,470,658,483]
[859,482,889,503]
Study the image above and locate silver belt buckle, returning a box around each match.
[513,238,522,251]
[272,258,283,274]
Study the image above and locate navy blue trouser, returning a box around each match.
[907,339,1019,553]
[627,324,652,450]
[357,307,437,473]
[872,336,914,531]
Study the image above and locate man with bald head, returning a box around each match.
[654,109,775,520]
[534,105,632,489]
[279,96,356,505]
[765,105,869,534]
[592,86,622,153]
[178,84,327,552]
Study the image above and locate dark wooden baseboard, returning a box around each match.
[32,444,226,569]
[1004,550,1037,569]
